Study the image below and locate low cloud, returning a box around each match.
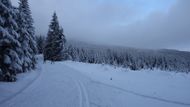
[112,0,190,50]
[11,0,190,51]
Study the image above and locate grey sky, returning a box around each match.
[12,0,190,51]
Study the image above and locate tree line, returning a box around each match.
[64,44,190,73]
[0,0,66,82]
[36,37,190,73]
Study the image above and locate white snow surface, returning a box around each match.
[0,57,190,107]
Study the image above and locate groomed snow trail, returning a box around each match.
[75,80,90,107]
[0,65,41,105]
[0,62,90,107]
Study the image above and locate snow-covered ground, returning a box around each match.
[65,61,190,107]
[0,58,190,107]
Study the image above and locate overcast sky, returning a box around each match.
[12,0,190,51]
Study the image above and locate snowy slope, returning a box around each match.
[0,58,190,107]
[64,61,190,107]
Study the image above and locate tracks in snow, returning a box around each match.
[0,62,42,105]
[63,64,90,107]
[75,80,90,107]
[65,64,190,106]
[92,81,190,106]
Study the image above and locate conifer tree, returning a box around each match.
[0,0,22,81]
[19,0,37,69]
[36,35,45,54]
[15,1,32,72]
[44,12,66,61]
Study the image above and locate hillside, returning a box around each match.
[66,40,190,72]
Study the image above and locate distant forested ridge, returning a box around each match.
[64,41,190,73]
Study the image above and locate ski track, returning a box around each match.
[58,64,90,107]
[0,61,42,105]
[90,102,102,107]
[91,80,190,106]
[69,72,89,107]
[75,80,90,107]
[79,80,90,107]
[74,80,83,107]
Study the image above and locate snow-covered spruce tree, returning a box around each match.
[0,0,22,81]
[15,1,32,72]
[36,35,45,54]
[18,0,37,69]
[44,12,66,61]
